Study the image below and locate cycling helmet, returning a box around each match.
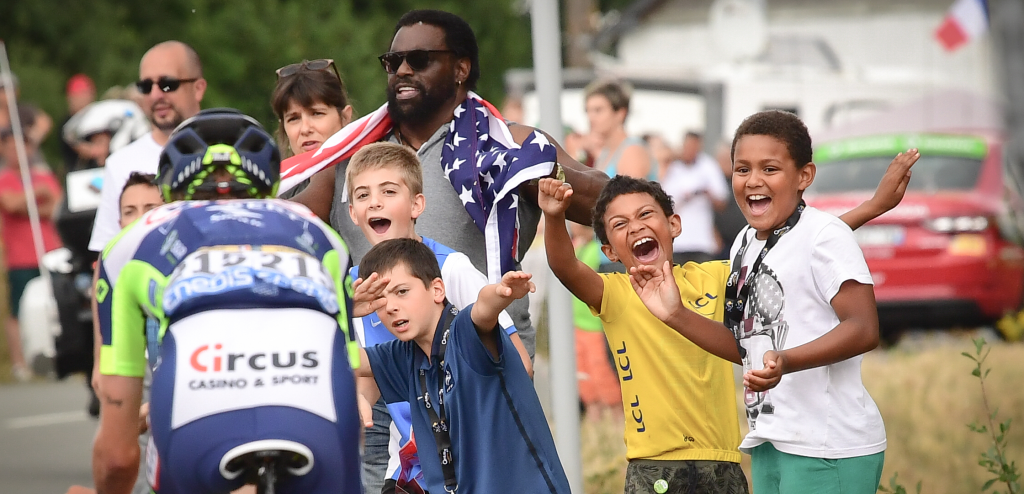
[62,100,151,154]
[157,108,280,201]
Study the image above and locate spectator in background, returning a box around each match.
[713,141,747,259]
[88,40,206,253]
[271,59,354,159]
[0,109,63,381]
[60,74,97,171]
[643,132,675,181]
[662,131,729,265]
[0,73,53,165]
[585,79,658,181]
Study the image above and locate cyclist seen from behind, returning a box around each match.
[91,109,362,494]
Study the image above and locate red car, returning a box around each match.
[806,133,1024,336]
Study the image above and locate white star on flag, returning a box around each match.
[481,171,495,188]
[458,185,476,205]
[453,105,466,118]
[479,133,489,141]
[446,158,465,180]
[530,132,551,152]
[493,152,507,171]
[509,194,519,210]
[452,132,466,148]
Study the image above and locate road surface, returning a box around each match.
[0,378,96,493]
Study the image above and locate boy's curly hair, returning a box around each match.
[731,110,813,168]
[592,175,675,245]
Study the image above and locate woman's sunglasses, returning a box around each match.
[276,59,340,80]
[377,50,454,74]
[135,77,199,95]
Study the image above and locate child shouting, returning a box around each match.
[538,126,916,493]
[344,142,531,491]
[629,110,918,494]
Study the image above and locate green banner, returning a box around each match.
[814,134,988,162]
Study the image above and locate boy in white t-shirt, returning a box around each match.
[630,110,920,494]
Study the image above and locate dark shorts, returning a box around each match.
[8,268,40,318]
[625,459,749,494]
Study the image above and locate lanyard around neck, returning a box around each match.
[418,305,459,492]
[724,201,805,359]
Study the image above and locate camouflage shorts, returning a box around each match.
[624,459,749,494]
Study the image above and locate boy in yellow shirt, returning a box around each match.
[537,149,915,493]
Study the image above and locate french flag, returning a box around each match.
[935,0,988,52]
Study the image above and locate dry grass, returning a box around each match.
[864,335,1024,493]
[580,334,1024,494]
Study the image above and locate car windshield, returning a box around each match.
[810,155,983,194]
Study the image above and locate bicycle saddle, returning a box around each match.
[219,439,315,481]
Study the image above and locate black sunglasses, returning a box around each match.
[135,77,199,95]
[276,59,340,80]
[378,50,454,74]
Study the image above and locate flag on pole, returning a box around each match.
[935,0,988,51]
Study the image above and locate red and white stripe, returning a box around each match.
[277,102,393,194]
[934,0,988,52]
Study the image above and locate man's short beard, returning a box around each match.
[150,108,184,133]
[387,79,457,126]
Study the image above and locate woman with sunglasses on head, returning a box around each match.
[271,59,353,159]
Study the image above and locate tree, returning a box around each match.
[0,0,534,173]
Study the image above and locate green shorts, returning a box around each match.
[624,459,749,494]
[750,442,884,494]
[8,268,41,318]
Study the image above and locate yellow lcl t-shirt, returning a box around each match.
[596,261,741,463]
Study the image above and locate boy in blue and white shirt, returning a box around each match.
[344,142,532,491]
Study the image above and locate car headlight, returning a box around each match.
[925,216,989,233]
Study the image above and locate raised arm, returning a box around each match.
[509,123,609,225]
[470,271,535,359]
[538,178,605,309]
[839,149,919,230]
[629,261,742,364]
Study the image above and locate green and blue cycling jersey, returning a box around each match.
[96,198,358,378]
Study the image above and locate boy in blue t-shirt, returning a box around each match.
[344,142,532,491]
[355,238,570,493]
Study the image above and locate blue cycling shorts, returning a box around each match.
[147,308,362,494]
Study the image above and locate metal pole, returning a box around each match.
[530,1,583,492]
[0,41,50,287]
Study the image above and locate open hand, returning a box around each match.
[744,350,786,392]
[352,273,389,318]
[869,149,919,214]
[629,261,683,322]
[537,178,573,216]
[496,271,536,300]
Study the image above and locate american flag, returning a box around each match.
[277,92,556,282]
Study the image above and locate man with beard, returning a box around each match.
[88,41,206,251]
[84,40,204,494]
[290,10,607,493]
